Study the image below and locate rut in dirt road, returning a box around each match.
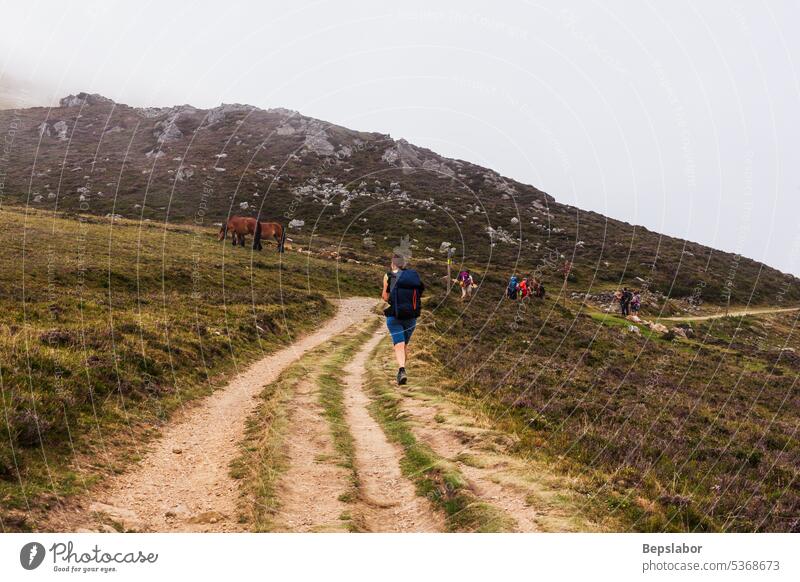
[45,298,376,533]
[342,331,444,532]
[271,368,352,533]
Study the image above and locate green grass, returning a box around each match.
[0,207,375,531]
[232,324,379,532]
[426,285,800,532]
[316,325,380,521]
[363,336,517,532]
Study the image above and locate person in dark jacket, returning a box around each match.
[382,253,424,385]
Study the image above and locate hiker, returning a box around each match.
[519,277,530,300]
[631,290,642,315]
[620,287,632,316]
[459,269,475,300]
[507,275,519,299]
[382,253,425,385]
[538,282,546,299]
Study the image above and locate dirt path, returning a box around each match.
[660,306,800,322]
[47,297,375,532]
[401,390,605,532]
[343,331,444,532]
[272,370,351,532]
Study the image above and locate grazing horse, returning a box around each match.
[259,221,286,253]
[218,216,262,250]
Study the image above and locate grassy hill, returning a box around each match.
[1,94,798,532]
[1,93,797,306]
[422,287,799,532]
[0,207,373,529]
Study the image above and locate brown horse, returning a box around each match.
[218,216,262,250]
[259,221,286,253]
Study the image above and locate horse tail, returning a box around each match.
[279,223,287,253]
[253,220,262,250]
[220,222,228,241]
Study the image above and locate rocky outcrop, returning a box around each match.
[38,120,69,140]
[381,139,454,177]
[59,93,113,108]
[205,103,257,126]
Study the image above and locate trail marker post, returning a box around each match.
[447,247,456,295]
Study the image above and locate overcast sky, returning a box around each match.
[2,0,799,275]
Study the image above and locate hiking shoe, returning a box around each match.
[397,367,407,385]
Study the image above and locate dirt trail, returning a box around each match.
[393,371,602,532]
[343,331,444,532]
[401,396,541,532]
[660,306,800,322]
[272,371,351,532]
[48,297,375,532]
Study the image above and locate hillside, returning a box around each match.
[1,93,797,306]
[0,96,798,533]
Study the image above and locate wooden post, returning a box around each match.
[446,248,455,295]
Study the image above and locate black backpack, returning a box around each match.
[388,269,424,319]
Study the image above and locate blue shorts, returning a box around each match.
[386,316,417,346]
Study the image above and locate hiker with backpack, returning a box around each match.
[507,275,519,299]
[631,290,642,315]
[459,269,475,300]
[619,287,633,316]
[382,253,425,385]
[519,277,530,300]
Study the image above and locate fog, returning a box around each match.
[1,0,799,275]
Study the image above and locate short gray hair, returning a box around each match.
[392,253,407,268]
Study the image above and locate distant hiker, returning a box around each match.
[538,283,546,299]
[459,269,475,300]
[519,277,530,299]
[507,275,519,299]
[620,287,633,316]
[382,253,425,385]
[631,290,642,315]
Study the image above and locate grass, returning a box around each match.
[232,324,379,532]
[316,325,379,513]
[0,206,375,531]
[363,335,517,532]
[232,342,326,530]
[426,284,800,532]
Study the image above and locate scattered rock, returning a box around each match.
[288,219,305,229]
[188,511,226,525]
[671,327,688,340]
[176,167,194,181]
[648,322,669,334]
[88,502,145,532]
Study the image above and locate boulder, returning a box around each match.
[648,322,669,334]
[671,327,688,340]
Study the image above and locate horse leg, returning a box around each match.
[253,221,263,251]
